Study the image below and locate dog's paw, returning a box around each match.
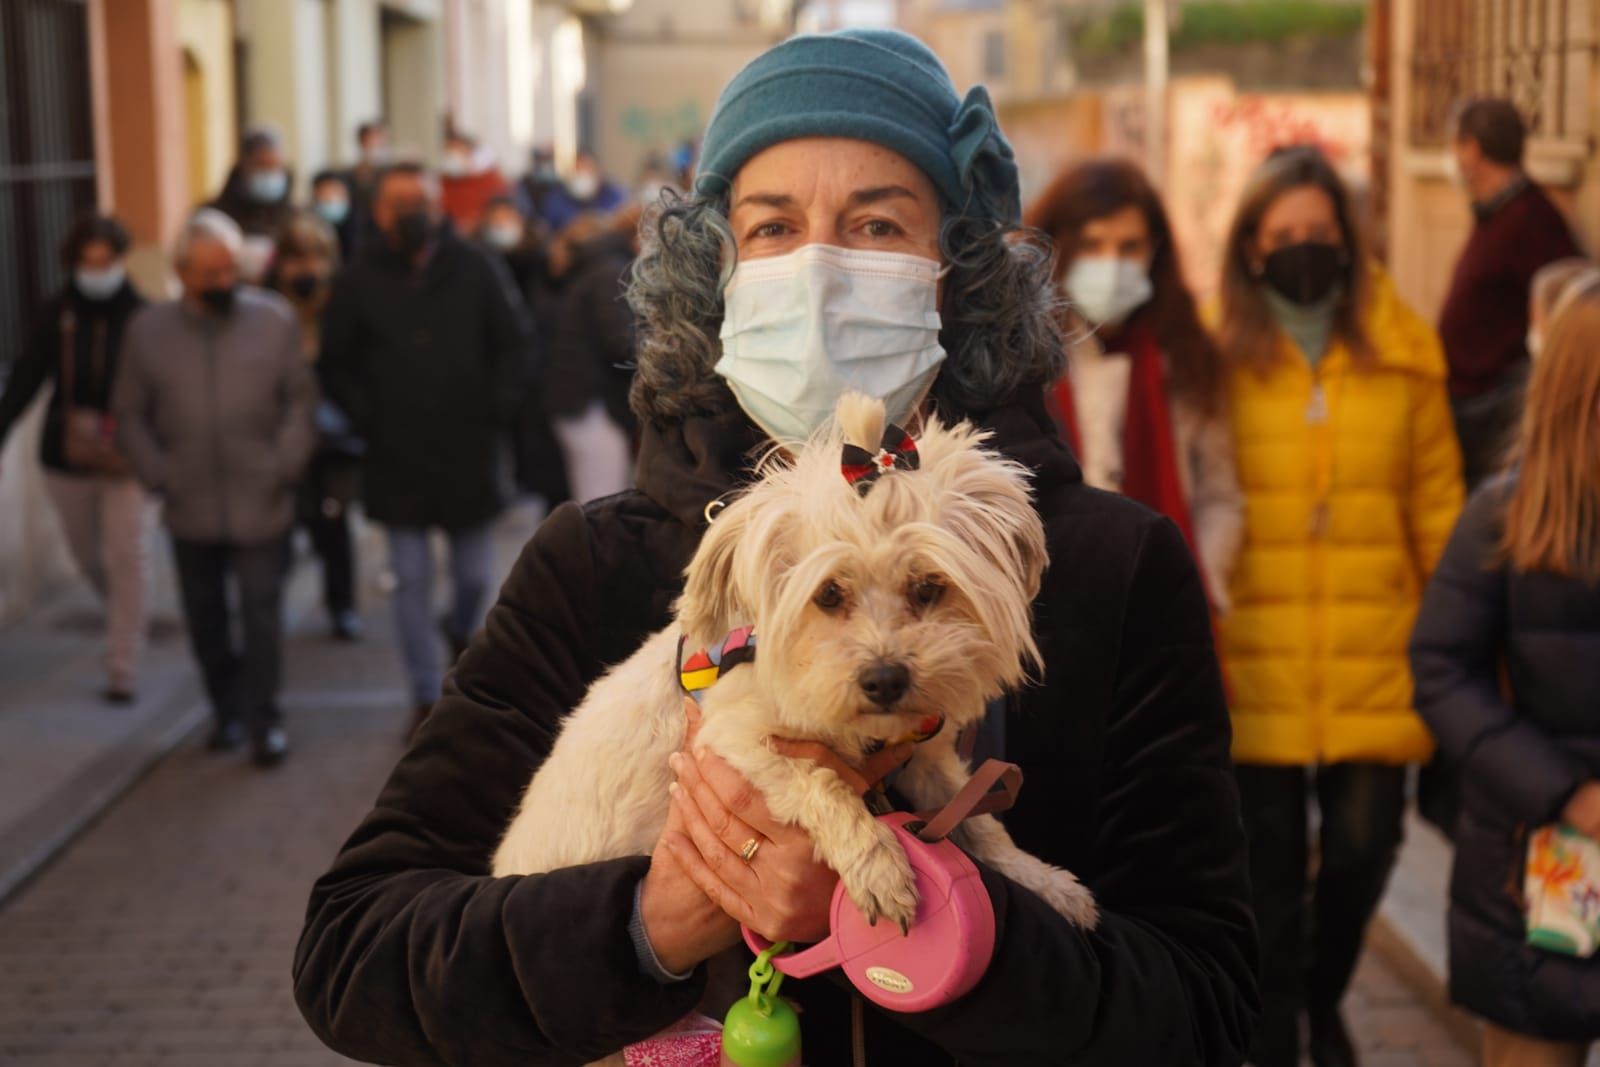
[839,824,920,932]
[1037,869,1099,930]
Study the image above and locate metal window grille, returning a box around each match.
[0,0,97,372]
[1409,0,1597,148]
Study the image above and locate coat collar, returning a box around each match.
[634,388,1082,531]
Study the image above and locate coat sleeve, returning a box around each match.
[273,313,318,486]
[1186,405,1245,615]
[1404,326,1466,577]
[482,251,534,425]
[292,503,705,1066]
[896,516,1260,1066]
[111,311,170,493]
[1410,486,1587,825]
[316,272,367,431]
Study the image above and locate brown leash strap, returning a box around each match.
[911,759,1022,843]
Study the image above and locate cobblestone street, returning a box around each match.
[0,511,1477,1067]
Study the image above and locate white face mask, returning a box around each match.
[715,244,946,444]
[1063,255,1152,329]
[75,264,126,301]
[568,171,600,201]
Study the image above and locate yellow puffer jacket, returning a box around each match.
[1220,267,1464,766]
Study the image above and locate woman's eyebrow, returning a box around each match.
[732,191,798,211]
[846,185,919,208]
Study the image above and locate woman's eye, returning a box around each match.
[750,221,789,240]
[910,577,945,609]
[863,219,901,238]
[814,581,846,611]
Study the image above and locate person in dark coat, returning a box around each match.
[474,196,570,509]
[0,215,148,703]
[1411,278,1600,1066]
[317,162,532,734]
[1439,97,1582,488]
[209,124,295,285]
[546,207,640,502]
[293,29,1258,1066]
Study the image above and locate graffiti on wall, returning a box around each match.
[620,99,703,148]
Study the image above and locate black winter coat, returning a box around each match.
[1411,476,1600,1040]
[0,282,145,474]
[546,231,637,432]
[318,228,533,531]
[292,395,1260,1066]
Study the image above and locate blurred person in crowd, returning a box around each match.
[1411,279,1600,1067]
[310,170,359,261]
[318,163,532,738]
[1027,158,1242,613]
[537,149,626,232]
[347,120,390,206]
[545,205,640,502]
[513,145,562,225]
[439,131,510,235]
[0,215,149,703]
[474,196,571,510]
[633,152,678,209]
[295,29,1257,1067]
[1527,257,1597,359]
[1215,146,1463,1067]
[266,211,364,642]
[113,209,316,767]
[1439,97,1581,487]
[210,123,295,284]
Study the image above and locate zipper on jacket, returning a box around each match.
[207,327,231,541]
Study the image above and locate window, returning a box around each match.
[1410,0,1594,148]
[983,29,1007,80]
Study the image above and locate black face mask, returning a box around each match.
[287,274,323,301]
[1260,241,1345,306]
[200,285,237,316]
[390,211,433,256]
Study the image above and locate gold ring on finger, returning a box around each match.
[739,836,762,864]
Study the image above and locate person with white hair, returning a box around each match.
[113,208,317,767]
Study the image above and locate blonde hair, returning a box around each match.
[1530,258,1596,331]
[1217,147,1372,374]
[1501,284,1600,581]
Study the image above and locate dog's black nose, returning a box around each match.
[858,663,910,708]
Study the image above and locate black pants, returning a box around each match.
[297,453,358,618]
[172,537,286,738]
[1236,762,1407,1066]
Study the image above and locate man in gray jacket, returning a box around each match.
[115,209,315,766]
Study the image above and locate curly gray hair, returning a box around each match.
[625,190,1064,425]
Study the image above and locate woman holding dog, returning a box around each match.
[1027,158,1242,612]
[295,29,1258,1065]
[1214,146,1464,1067]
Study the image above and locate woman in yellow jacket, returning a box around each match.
[1215,147,1464,1067]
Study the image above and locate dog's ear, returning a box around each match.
[676,497,752,647]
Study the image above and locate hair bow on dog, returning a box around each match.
[841,424,920,495]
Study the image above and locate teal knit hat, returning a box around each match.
[694,28,1021,225]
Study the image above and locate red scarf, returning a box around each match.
[1047,322,1197,553]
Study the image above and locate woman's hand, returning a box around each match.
[1562,781,1600,839]
[662,702,913,944]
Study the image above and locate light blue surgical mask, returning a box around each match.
[247,168,288,203]
[315,197,349,225]
[715,244,946,444]
[75,264,126,302]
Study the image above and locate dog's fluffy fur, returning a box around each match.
[493,393,1096,933]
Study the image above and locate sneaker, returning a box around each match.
[207,719,245,752]
[331,609,364,642]
[252,726,289,768]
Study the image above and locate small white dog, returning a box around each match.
[493,393,1096,935]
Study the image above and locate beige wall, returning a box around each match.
[176,0,237,201]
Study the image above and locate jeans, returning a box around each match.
[1236,761,1408,1067]
[385,523,493,706]
[171,537,286,738]
[45,473,150,691]
[552,400,632,504]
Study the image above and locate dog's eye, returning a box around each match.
[910,577,945,609]
[814,581,846,612]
